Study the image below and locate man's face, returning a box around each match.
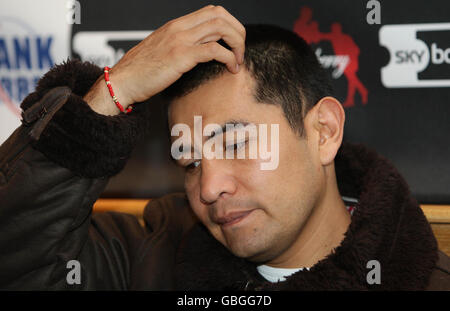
[168,68,324,263]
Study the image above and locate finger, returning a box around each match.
[185,17,245,65]
[193,42,240,74]
[169,4,215,26]
[172,5,246,44]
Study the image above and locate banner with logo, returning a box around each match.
[0,0,71,142]
[1,0,449,203]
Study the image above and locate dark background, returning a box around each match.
[72,0,450,204]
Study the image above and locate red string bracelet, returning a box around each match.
[104,66,132,114]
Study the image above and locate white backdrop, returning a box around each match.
[0,0,71,143]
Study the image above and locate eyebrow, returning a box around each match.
[204,119,251,143]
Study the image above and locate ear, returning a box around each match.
[310,96,345,166]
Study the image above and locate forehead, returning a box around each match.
[168,68,282,128]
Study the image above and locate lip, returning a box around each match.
[215,210,255,227]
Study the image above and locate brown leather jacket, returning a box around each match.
[0,60,449,290]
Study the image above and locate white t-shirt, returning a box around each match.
[257,265,310,283]
[257,196,358,283]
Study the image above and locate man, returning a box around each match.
[0,5,449,290]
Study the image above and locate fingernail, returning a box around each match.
[235,63,240,72]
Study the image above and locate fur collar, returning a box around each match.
[174,142,438,290]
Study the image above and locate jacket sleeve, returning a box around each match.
[0,59,155,290]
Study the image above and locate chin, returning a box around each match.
[226,238,272,263]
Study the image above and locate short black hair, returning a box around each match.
[163,24,333,136]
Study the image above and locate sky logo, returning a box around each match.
[379,23,450,88]
[73,31,152,67]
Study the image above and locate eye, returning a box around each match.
[227,140,247,151]
[185,160,201,172]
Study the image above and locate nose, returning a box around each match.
[199,159,237,204]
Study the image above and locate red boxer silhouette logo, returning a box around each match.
[294,7,368,108]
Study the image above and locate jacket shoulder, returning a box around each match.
[426,250,450,290]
